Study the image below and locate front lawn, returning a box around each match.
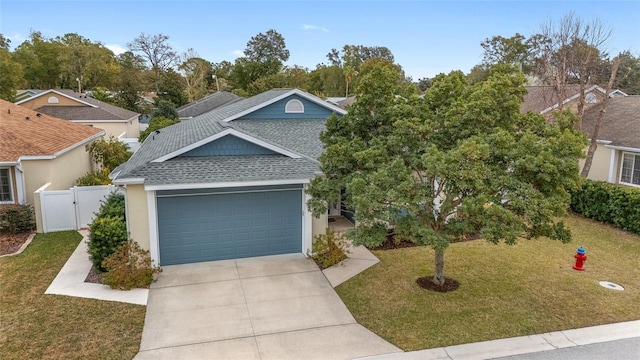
[0,231,146,360]
[336,215,640,351]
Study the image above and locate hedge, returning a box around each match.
[570,179,640,235]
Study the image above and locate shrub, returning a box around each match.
[570,179,640,234]
[0,204,35,233]
[75,169,112,186]
[309,228,349,269]
[88,216,128,271]
[88,192,127,271]
[102,240,162,290]
[95,193,126,219]
[89,136,132,172]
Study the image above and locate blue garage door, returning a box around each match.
[157,188,303,265]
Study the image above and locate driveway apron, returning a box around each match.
[134,253,401,360]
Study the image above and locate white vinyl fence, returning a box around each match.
[36,184,121,233]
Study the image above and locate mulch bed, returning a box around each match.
[416,276,460,293]
[84,266,104,284]
[0,231,34,256]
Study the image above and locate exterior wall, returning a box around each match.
[33,189,43,232]
[72,121,127,138]
[21,144,93,205]
[239,95,337,120]
[126,117,140,138]
[580,144,612,182]
[126,184,151,251]
[19,94,84,109]
[183,135,277,156]
[312,213,328,238]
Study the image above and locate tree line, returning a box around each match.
[0,29,416,111]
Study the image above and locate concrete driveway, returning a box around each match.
[134,253,400,360]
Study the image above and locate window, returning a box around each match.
[620,153,640,186]
[0,168,14,203]
[47,96,59,104]
[285,99,304,113]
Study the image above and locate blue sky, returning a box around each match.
[1,1,638,80]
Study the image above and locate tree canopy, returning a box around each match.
[307,64,586,286]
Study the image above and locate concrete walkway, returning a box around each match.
[44,230,148,305]
[135,254,401,360]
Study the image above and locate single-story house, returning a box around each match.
[581,95,640,187]
[176,91,243,120]
[522,85,635,185]
[15,89,141,139]
[0,99,104,231]
[112,88,347,266]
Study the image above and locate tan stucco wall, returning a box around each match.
[33,190,43,232]
[21,144,93,205]
[312,213,328,238]
[126,117,140,138]
[125,184,150,251]
[71,121,127,138]
[580,144,612,182]
[19,94,85,109]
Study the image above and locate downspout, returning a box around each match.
[15,162,27,205]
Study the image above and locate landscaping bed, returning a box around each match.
[0,231,146,360]
[336,215,640,351]
[0,231,33,255]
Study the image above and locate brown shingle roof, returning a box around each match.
[582,96,640,150]
[20,89,139,121]
[521,85,583,113]
[1,99,104,162]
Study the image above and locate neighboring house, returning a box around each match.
[581,96,640,187]
[14,89,44,103]
[522,85,636,185]
[176,91,243,120]
[112,89,347,266]
[0,99,104,230]
[15,89,141,139]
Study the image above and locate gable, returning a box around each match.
[237,95,337,120]
[181,134,278,157]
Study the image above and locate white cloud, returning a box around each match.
[105,44,127,55]
[303,24,329,32]
[6,33,26,47]
[232,49,243,57]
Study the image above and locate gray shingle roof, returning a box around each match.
[582,96,640,150]
[231,119,326,160]
[177,91,243,118]
[54,89,139,120]
[114,89,332,185]
[127,155,320,185]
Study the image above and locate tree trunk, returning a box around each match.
[581,56,620,178]
[432,250,445,286]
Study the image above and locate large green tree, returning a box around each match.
[307,64,586,286]
[114,51,147,112]
[0,38,23,101]
[12,31,64,89]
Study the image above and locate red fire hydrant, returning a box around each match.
[573,246,587,271]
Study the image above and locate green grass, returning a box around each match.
[0,231,146,360]
[336,215,640,351]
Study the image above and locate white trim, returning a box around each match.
[619,152,640,187]
[145,178,310,191]
[608,149,618,183]
[285,99,305,113]
[147,190,160,265]
[302,185,313,257]
[151,128,301,162]
[70,119,129,123]
[0,167,15,204]
[604,145,640,153]
[0,162,18,166]
[15,89,98,108]
[15,164,26,205]
[112,177,145,185]
[222,88,347,123]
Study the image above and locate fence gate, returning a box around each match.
[39,185,118,233]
